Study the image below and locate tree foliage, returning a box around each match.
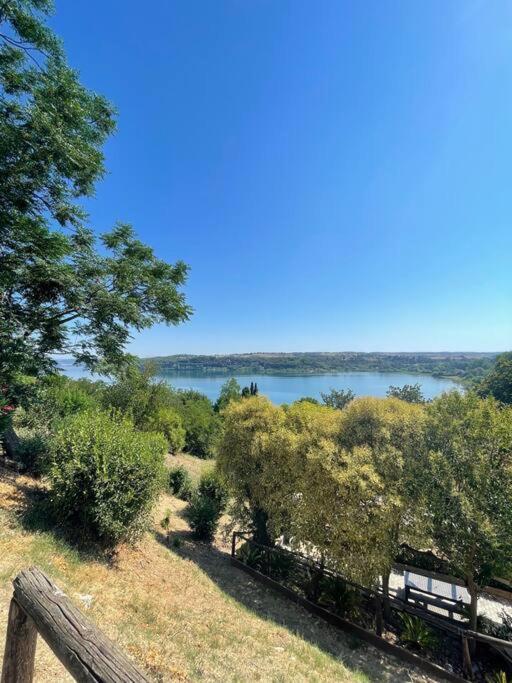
[0,1,191,386]
[423,391,512,631]
[321,388,355,410]
[214,377,241,412]
[478,352,512,405]
[386,383,425,404]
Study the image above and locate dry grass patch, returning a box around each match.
[0,466,441,682]
[167,452,212,484]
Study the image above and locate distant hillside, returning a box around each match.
[143,351,497,383]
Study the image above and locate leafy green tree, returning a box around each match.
[0,1,191,387]
[321,388,355,410]
[423,392,512,635]
[386,383,425,403]
[101,364,174,430]
[145,407,185,454]
[217,396,297,545]
[338,397,428,614]
[478,352,512,404]
[214,377,241,412]
[174,391,219,459]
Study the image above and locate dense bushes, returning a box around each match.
[145,408,186,453]
[47,410,167,545]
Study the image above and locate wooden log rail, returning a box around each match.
[1,567,150,683]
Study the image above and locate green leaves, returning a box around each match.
[0,2,191,384]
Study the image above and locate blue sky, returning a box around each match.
[52,1,512,355]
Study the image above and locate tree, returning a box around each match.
[0,1,191,388]
[478,352,512,405]
[214,377,241,412]
[321,388,355,410]
[217,396,297,545]
[338,397,428,614]
[423,391,512,636]
[386,383,425,404]
[173,391,219,459]
[101,364,174,430]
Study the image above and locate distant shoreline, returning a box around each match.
[140,351,495,385]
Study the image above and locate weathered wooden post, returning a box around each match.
[461,634,472,680]
[1,598,37,683]
[1,567,150,683]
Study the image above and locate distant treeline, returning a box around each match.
[143,352,497,383]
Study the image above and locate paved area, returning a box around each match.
[389,568,512,625]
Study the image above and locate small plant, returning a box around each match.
[486,672,509,683]
[168,465,194,500]
[268,550,295,582]
[160,509,172,545]
[320,576,361,619]
[237,541,264,570]
[399,613,439,651]
[172,536,182,549]
[185,492,222,541]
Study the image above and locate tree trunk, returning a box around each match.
[252,507,272,546]
[466,574,479,655]
[382,569,392,621]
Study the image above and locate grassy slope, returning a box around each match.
[0,464,440,682]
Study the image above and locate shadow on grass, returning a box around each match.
[16,481,117,567]
[153,529,419,683]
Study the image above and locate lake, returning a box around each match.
[59,361,456,404]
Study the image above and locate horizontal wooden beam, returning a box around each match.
[7,567,150,683]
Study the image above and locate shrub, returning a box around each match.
[16,433,49,476]
[399,614,439,650]
[48,410,167,545]
[236,541,264,569]
[319,576,361,619]
[185,492,221,541]
[145,408,186,453]
[168,465,194,501]
[197,468,229,512]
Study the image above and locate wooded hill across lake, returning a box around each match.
[144,351,497,383]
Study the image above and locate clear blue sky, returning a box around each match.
[52,1,512,355]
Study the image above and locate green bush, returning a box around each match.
[197,468,228,511]
[47,410,167,545]
[185,492,222,541]
[168,465,194,500]
[145,408,186,453]
[16,433,49,476]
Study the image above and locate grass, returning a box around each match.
[167,452,212,484]
[0,462,441,682]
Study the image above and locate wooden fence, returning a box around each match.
[1,567,149,683]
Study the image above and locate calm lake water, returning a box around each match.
[59,361,456,404]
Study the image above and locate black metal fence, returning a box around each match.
[231,532,512,682]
